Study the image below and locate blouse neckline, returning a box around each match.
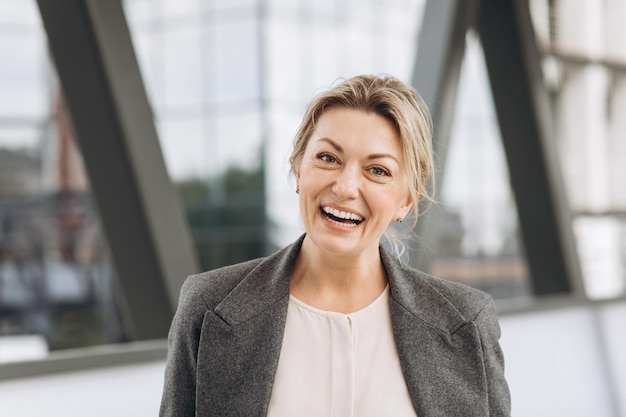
[288,284,389,318]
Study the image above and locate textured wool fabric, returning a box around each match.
[159,235,511,417]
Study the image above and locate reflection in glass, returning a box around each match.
[530,0,626,299]
[0,30,47,119]
[0,97,127,361]
[430,33,532,300]
[0,2,126,362]
[215,19,260,103]
[164,24,204,109]
[176,165,267,270]
[125,0,427,273]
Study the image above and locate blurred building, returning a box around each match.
[531,0,626,299]
[0,149,41,197]
[123,0,428,268]
[0,81,123,351]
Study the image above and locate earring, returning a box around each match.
[396,217,403,223]
[296,188,299,194]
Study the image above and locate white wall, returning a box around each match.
[500,302,626,416]
[0,360,166,417]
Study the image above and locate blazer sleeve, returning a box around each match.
[475,297,511,416]
[160,277,207,417]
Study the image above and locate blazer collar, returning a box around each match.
[215,234,466,332]
[381,247,468,333]
[213,235,304,326]
[382,248,490,416]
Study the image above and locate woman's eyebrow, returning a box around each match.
[367,153,400,164]
[318,137,343,152]
[318,137,400,164]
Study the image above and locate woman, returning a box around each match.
[160,74,511,416]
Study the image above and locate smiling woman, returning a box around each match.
[293,107,412,264]
[160,75,511,417]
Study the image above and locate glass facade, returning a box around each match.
[0,2,126,362]
[430,32,531,300]
[123,0,428,269]
[530,0,626,299]
[125,0,269,270]
[1,0,625,364]
[123,0,533,301]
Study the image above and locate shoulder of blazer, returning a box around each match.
[177,235,304,322]
[381,247,494,334]
[179,257,266,312]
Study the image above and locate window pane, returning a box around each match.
[574,216,625,300]
[215,19,260,103]
[213,0,257,11]
[163,24,204,110]
[157,116,207,179]
[215,111,262,172]
[0,126,41,152]
[0,96,128,361]
[266,20,302,101]
[123,0,161,25]
[431,34,532,300]
[176,167,266,271]
[0,35,47,119]
[0,1,127,363]
[162,0,200,18]
[530,0,626,299]
[0,1,40,26]
[127,0,428,276]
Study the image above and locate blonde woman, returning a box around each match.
[160,74,511,417]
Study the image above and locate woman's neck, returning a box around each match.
[289,237,388,313]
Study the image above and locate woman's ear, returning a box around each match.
[397,196,413,220]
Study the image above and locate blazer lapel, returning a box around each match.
[382,249,490,417]
[195,237,304,417]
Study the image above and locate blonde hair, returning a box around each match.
[289,74,435,240]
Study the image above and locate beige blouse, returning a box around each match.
[267,286,417,417]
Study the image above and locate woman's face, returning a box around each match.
[296,107,412,258]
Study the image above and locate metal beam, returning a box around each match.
[0,340,166,381]
[477,0,584,296]
[36,0,199,339]
[409,0,480,270]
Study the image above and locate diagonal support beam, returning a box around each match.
[477,0,584,295]
[410,0,481,270]
[37,0,199,339]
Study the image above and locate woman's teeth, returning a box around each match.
[321,206,363,225]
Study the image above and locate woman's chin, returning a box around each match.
[306,225,379,259]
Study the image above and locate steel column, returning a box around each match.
[477,0,584,295]
[37,0,199,339]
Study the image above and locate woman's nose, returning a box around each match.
[332,168,359,199]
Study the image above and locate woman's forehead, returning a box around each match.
[310,108,403,155]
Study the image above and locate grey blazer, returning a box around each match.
[160,235,511,416]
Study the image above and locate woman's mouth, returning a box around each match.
[320,206,364,227]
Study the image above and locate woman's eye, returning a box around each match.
[370,166,390,177]
[318,153,337,164]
